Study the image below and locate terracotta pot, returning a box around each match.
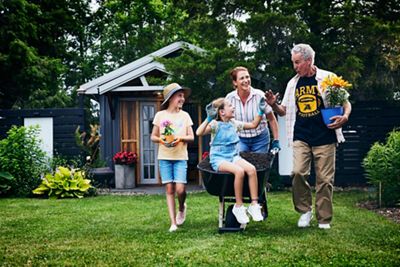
[164,134,175,143]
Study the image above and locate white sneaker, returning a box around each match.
[318,223,331,229]
[232,205,250,224]
[247,203,264,222]
[297,211,313,228]
[176,203,187,226]
[169,224,178,232]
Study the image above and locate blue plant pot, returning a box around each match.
[321,107,343,125]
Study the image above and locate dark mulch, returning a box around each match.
[357,201,400,224]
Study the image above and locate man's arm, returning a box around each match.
[265,90,287,116]
[327,101,352,129]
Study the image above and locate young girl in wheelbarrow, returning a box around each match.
[196,97,266,224]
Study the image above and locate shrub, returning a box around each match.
[33,166,92,199]
[0,171,14,195]
[363,129,400,206]
[0,125,49,197]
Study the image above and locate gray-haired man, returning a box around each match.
[265,44,351,229]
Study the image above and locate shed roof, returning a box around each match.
[78,41,204,95]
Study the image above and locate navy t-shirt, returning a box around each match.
[293,75,337,146]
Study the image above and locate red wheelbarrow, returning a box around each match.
[197,150,278,233]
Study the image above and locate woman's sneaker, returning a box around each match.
[232,205,250,224]
[247,203,264,221]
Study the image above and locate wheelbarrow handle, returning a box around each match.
[270,147,280,156]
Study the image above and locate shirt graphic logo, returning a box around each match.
[296,85,321,117]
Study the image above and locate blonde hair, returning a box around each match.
[212,97,226,121]
[230,66,249,82]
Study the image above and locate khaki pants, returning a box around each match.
[292,140,336,224]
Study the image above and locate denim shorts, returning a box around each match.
[210,144,242,172]
[159,160,188,184]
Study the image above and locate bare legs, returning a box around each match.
[165,183,186,227]
[218,158,259,205]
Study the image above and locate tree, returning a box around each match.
[0,0,92,109]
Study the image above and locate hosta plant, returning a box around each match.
[33,166,91,199]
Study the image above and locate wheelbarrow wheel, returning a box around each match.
[225,205,241,228]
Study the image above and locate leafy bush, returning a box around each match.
[363,129,400,206]
[0,171,14,195]
[0,125,49,197]
[75,125,104,167]
[33,166,92,199]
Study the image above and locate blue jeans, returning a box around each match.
[239,130,270,153]
[159,160,188,184]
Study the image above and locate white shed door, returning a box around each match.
[24,117,53,158]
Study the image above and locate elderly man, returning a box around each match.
[265,44,351,229]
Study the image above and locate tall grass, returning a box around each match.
[0,191,399,266]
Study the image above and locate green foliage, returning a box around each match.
[0,171,14,195]
[75,124,103,168]
[159,46,246,105]
[50,153,84,171]
[32,166,91,199]
[363,129,400,206]
[0,125,49,197]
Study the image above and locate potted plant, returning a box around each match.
[113,151,138,189]
[161,119,175,143]
[320,75,352,125]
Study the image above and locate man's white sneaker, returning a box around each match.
[297,211,313,228]
[176,203,187,226]
[318,223,331,229]
[247,203,264,222]
[232,205,250,224]
[169,224,178,232]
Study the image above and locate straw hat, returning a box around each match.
[161,83,191,107]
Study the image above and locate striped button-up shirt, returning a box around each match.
[225,87,273,138]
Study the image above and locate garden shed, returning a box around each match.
[78,42,204,187]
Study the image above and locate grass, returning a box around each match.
[0,191,399,266]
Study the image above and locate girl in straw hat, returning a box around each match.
[151,83,194,232]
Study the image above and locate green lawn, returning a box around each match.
[0,191,399,266]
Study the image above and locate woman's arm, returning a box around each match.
[266,112,279,140]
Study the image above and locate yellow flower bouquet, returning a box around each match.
[321,75,352,107]
[320,75,352,125]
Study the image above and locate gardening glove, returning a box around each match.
[258,97,267,116]
[170,137,181,147]
[159,137,172,148]
[205,102,217,122]
[270,140,281,152]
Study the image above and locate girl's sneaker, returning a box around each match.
[247,203,264,221]
[176,203,187,226]
[232,205,250,224]
[169,224,178,232]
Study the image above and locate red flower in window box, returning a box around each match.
[113,151,138,165]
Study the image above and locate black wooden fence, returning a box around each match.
[0,103,399,186]
[0,108,85,158]
[334,101,400,186]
